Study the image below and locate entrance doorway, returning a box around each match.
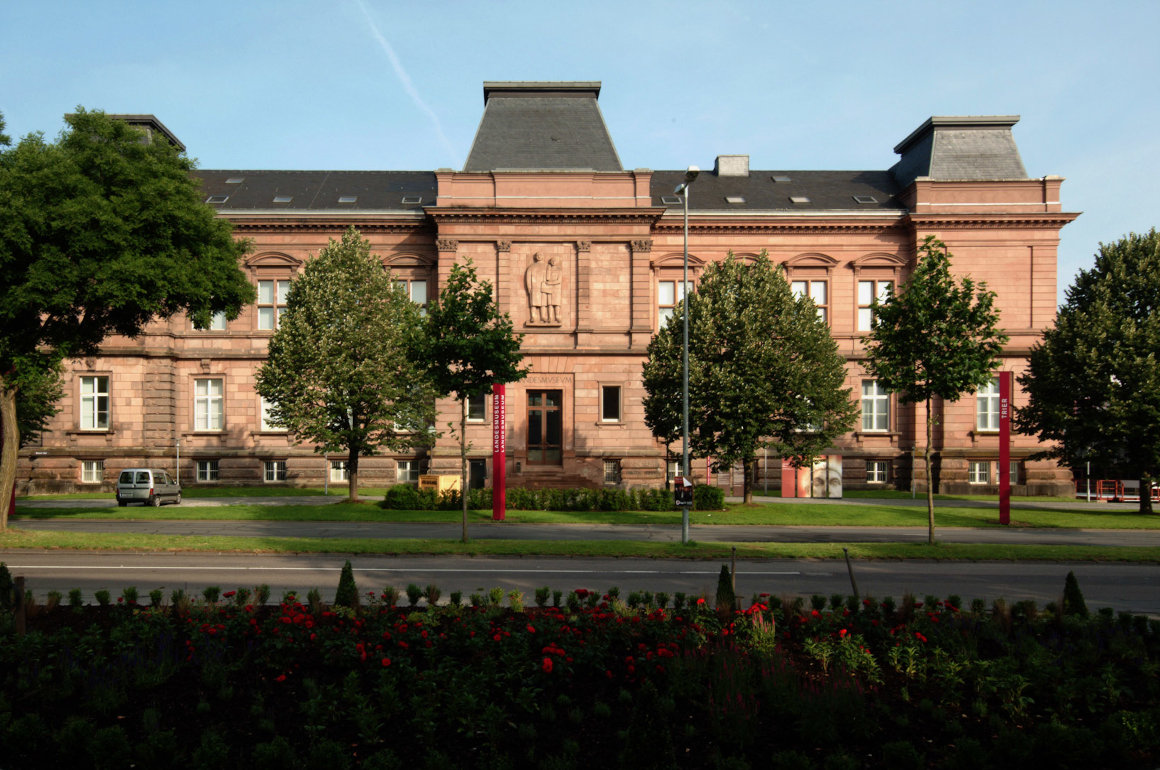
[527,390,562,464]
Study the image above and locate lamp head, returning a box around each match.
[673,165,700,195]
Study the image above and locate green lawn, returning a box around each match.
[0,527,1156,562]
[14,498,1160,529]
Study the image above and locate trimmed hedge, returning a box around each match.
[382,483,726,511]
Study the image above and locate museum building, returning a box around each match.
[18,82,1079,496]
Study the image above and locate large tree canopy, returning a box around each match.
[1016,229,1160,514]
[643,251,857,503]
[0,108,254,528]
[416,259,526,541]
[862,235,1007,543]
[255,227,436,502]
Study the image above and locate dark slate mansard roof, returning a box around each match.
[184,85,1028,217]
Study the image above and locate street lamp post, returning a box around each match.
[674,166,699,544]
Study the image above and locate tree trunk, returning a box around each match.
[347,444,359,503]
[0,380,18,531]
[925,394,936,545]
[743,458,753,504]
[460,397,469,543]
[1140,477,1154,515]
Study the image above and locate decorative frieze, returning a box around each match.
[436,238,459,252]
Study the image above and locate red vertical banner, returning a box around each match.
[999,371,1012,525]
[492,384,506,521]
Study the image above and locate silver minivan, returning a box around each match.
[116,468,182,507]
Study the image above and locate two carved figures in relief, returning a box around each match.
[525,252,562,325]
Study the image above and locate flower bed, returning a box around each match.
[1,585,1158,768]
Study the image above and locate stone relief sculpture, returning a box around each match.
[525,252,563,325]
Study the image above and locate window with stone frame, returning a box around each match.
[857,279,894,332]
[866,459,889,484]
[790,279,829,323]
[79,375,109,431]
[257,279,290,330]
[194,378,224,432]
[264,460,287,482]
[603,459,622,483]
[196,460,220,482]
[81,460,104,484]
[600,384,622,423]
[976,377,1001,431]
[968,460,991,484]
[861,380,890,432]
[396,459,421,484]
[657,279,693,329]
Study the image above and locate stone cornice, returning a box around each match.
[223,216,431,234]
[427,207,666,227]
[907,212,1080,229]
[653,221,907,235]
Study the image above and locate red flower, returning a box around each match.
[542,657,553,673]
[381,657,391,667]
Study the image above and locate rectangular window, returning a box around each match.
[861,380,890,432]
[257,279,290,330]
[194,378,224,431]
[658,280,692,328]
[667,460,685,480]
[260,397,286,432]
[791,279,828,322]
[330,460,349,482]
[603,459,621,483]
[977,377,1001,431]
[857,280,893,332]
[968,461,991,484]
[197,460,220,482]
[527,390,563,465]
[395,279,428,309]
[866,460,888,484]
[601,385,621,422]
[264,460,287,482]
[79,376,109,430]
[194,311,228,331]
[396,459,420,483]
[466,392,486,422]
[1009,460,1022,484]
[81,460,104,484]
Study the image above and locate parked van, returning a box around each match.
[116,468,181,507]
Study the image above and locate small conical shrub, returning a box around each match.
[1062,570,1088,617]
[715,564,735,614]
[335,560,359,608]
[0,563,13,612]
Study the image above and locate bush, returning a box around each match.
[1063,570,1088,617]
[694,484,725,510]
[335,560,359,608]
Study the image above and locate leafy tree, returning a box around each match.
[643,252,857,503]
[0,109,253,528]
[255,227,435,502]
[417,259,527,542]
[1015,229,1160,514]
[863,235,1007,543]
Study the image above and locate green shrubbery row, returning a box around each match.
[382,483,726,511]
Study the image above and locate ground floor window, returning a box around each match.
[968,460,990,484]
[81,460,104,484]
[527,390,562,464]
[603,459,621,483]
[330,460,349,482]
[866,460,889,484]
[197,460,220,482]
[396,459,419,483]
[264,460,287,482]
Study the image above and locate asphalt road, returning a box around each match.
[4,551,1158,616]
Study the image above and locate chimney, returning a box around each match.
[714,154,749,177]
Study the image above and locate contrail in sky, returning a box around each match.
[352,0,460,165]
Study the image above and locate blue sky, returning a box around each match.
[3,1,1157,304]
